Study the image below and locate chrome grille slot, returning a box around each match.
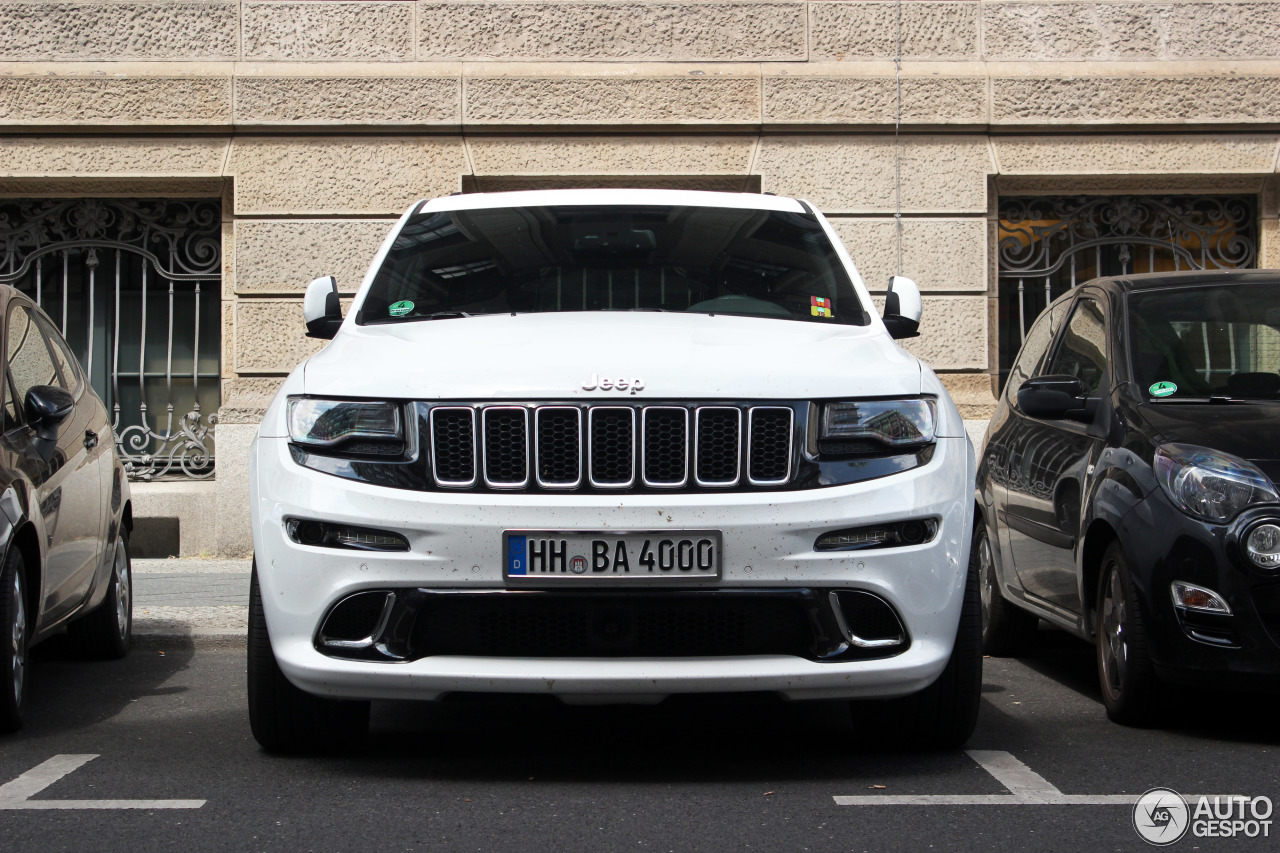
[748,407,793,485]
[482,407,529,488]
[642,407,688,487]
[535,406,582,488]
[589,407,636,487]
[430,407,477,487]
[695,407,741,487]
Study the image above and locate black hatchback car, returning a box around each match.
[0,285,133,733]
[978,270,1280,724]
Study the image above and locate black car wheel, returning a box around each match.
[1,547,27,733]
[67,533,133,660]
[1096,542,1162,726]
[248,564,369,754]
[977,524,1040,656]
[850,523,984,750]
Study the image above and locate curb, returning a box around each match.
[134,626,247,650]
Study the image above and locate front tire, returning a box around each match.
[978,524,1039,657]
[247,564,369,753]
[67,533,133,660]
[851,523,984,749]
[1096,542,1162,726]
[1,547,28,734]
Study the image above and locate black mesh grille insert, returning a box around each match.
[696,408,740,484]
[833,591,904,642]
[590,408,634,485]
[321,592,388,642]
[432,409,475,484]
[643,408,687,485]
[750,408,792,483]
[411,595,811,658]
[484,408,528,485]
[536,408,580,486]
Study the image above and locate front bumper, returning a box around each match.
[250,433,974,703]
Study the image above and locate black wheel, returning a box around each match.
[1096,542,1162,726]
[248,563,369,754]
[850,524,984,750]
[977,524,1039,657]
[67,533,132,660]
[1,546,28,734]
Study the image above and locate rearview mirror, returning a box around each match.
[303,276,342,340]
[882,275,922,340]
[24,384,75,443]
[1017,374,1099,422]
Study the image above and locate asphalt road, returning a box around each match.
[2,631,1279,853]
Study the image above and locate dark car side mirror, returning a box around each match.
[1017,374,1100,422]
[24,384,75,442]
[303,276,342,340]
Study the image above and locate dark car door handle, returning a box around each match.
[84,429,98,449]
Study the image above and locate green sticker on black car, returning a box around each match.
[1149,381,1178,397]
[388,300,414,317]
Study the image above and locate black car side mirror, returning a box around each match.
[1017,374,1100,422]
[303,276,343,340]
[25,384,75,442]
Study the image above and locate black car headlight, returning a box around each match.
[287,397,404,455]
[819,398,936,455]
[1154,443,1280,523]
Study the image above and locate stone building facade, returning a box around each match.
[1,0,1278,555]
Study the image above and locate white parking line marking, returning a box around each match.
[0,755,205,810]
[833,750,1232,806]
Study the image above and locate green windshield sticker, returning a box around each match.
[388,300,414,317]
[1149,381,1178,397]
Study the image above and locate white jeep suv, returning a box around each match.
[247,189,980,752]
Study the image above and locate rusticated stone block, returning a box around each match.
[465,75,759,124]
[939,372,998,420]
[764,74,987,124]
[0,1,238,60]
[0,76,231,125]
[467,136,755,175]
[233,220,394,293]
[1263,219,1280,269]
[984,2,1280,61]
[872,294,988,370]
[235,299,352,373]
[756,136,991,214]
[416,2,806,61]
[235,77,460,124]
[809,2,979,60]
[993,136,1280,175]
[226,137,468,214]
[243,1,414,61]
[828,218,988,292]
[997,175,1268,195]
[994,76,1280,124]
[0,137,229,176]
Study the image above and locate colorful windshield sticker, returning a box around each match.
[1149,381,1178,397]
[388,300,414,317]
[810,296,833,318]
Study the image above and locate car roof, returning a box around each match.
[1082,268,1280,293]
[414,188,809,215]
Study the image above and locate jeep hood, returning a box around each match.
[302,312,922,400]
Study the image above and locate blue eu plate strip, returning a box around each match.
[507,535,527,575]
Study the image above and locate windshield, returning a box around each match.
[358,204,869,326]
[1129,282,1280,400]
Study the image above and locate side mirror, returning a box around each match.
[303,276,342,340]
[1017,374,1100,422]
[882,275,922,340]
[24,384,75,442]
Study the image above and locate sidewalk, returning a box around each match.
[133,557,251,646]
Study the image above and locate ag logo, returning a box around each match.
[570,555,587,575]
[1133,788,1190,846]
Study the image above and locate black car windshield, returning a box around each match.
[358,204,869,326]
[1129,281,1280,400]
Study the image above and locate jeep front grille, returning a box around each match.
[429,403,794,492]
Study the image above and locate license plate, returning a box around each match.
[504,530,722,583]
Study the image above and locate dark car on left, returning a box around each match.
[1,284,133,733]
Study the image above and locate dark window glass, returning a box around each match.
[1006,299,1067,402]
[34,314,81,396]
[1045,296,1108,395]
[1128,282,1280,399]
[7,306,64,402]
[359,205,869,326]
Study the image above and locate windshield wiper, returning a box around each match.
[419,311,473,320]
